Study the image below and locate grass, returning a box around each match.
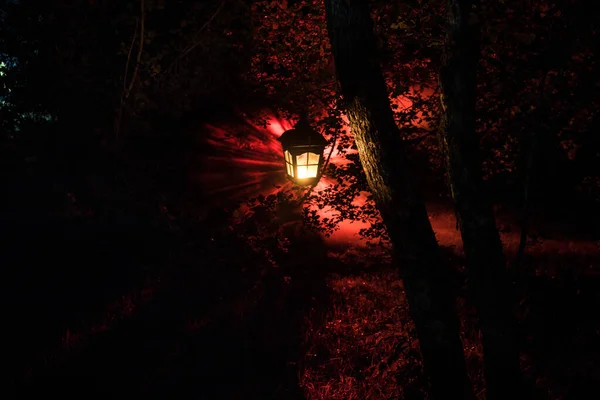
[300,269,429,400]
[6,185,600,399]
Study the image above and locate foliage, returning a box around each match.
[3,1,600,397]
[244,0,600,242]
[2,0,598,252]
[300,270,444,400]
[1,0,253,139]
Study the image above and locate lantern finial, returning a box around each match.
[296,110,310,128]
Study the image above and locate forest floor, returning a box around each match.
[8,198,600,400]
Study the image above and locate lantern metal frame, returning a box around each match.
[278,118,328,186]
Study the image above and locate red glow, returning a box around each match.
[390,87,437,131]
[198,111,330,204]
[196,117,290,202]
[309,183,374,247]
[197,89,435,244]
[264,116,295,137]
[195,110,371,245]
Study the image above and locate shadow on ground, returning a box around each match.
[16,217,339,399]
[7,202,600,400]
[516,254,600,399]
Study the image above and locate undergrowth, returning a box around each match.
[300,270,433,400]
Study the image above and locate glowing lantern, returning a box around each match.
[278,117,328,186]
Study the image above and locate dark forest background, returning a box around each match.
[2,0,599,398]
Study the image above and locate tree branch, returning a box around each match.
[115,0,145,141]
[125,0,146,100]
[162,0,226,77]
[122,17,139,94]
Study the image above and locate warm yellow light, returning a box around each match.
[297,165,318,179]
[296,151,320,179]
[285,150,294,177]
[308,152,320,164]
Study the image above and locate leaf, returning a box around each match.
[391,21,410,30]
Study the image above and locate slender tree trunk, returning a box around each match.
[324,1,473,398]
[438,1,522,399]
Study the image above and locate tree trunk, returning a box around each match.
[324,1,473,398]
[438,1,522,399]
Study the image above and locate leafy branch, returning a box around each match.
[161,0,226,78]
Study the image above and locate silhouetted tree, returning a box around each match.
[324,0,474,398]
[437,1,522,399]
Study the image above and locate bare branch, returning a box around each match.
[115,0,145,141]
[162,0,226,76]
[125,0,146,99]
[122,17,139,94]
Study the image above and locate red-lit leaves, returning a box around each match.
[300,270,429,400]
[247,0,334,101]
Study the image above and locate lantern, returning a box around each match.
[278,117,328,186]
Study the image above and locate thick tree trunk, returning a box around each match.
[438,1,522,399]
[324,1,473,398]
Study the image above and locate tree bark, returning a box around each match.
[324,1,474,398]
[438,1,522,399]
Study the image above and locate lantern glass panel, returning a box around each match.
[284,150,294,177]
[296,153,306,165]
[296,152,320,179]
[297,166,307,179]
[309,152,320,164]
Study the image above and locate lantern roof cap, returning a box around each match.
[278,117,327,148]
